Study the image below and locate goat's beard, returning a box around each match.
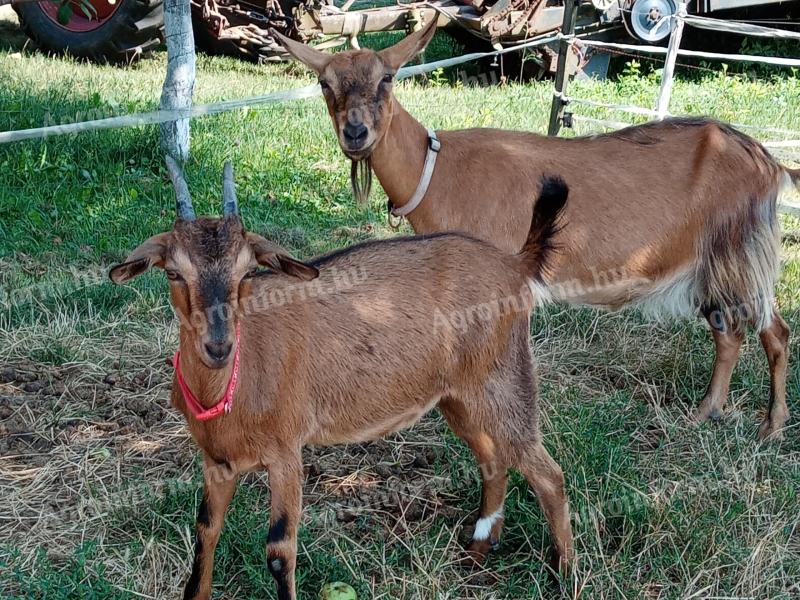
[350,157,373,206]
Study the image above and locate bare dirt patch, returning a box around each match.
[0,359,194,557]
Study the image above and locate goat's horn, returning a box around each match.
[222,161,238,216]
[165,155,196,221]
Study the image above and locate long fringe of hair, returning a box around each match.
[350,157,373,205]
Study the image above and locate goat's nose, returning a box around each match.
[205,341,232,363]
[343,122,368,146]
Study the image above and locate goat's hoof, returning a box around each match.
[757,419,785,442]
[460,543,490,570]
[548,547,574,579]
[693,403,724,424]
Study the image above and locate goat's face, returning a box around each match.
[110,169,318,369]
[274,21,437,160]
[167,217,255,368]
[317,52,395,159]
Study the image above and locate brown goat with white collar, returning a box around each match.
[275,23,797,441]
[110,158,573,600]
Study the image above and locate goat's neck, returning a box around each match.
[178,329,234,408]
[370,97,428,210]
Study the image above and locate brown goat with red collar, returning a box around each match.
[110,158,573,600]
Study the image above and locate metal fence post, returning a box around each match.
[655,1,688,120]
[547,0,578,136]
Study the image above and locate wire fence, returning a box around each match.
[579,38,800,68]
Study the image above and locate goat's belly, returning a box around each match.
[551,268,700,319]
[547,267,655,308]
[309,395,441,446]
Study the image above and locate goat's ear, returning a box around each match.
[378,19,437,71]
[271,29,332,74]
[246,233,319,281]
[109,233,170,284]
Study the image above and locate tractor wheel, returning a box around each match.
[13,0,164,63]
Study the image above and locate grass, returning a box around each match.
[1,7,800,599]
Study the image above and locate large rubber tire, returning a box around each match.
[13,0,164,63]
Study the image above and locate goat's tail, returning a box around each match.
[518,176,569,283]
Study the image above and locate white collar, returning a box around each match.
[390,128,440,217]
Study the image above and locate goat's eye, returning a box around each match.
[382,73,393,84]
[166,270,182,281]
[319,79,330,91]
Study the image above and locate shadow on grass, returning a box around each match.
[0,8,28,53]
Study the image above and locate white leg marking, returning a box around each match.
[472,509,503,541]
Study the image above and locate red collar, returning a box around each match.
[172,324,241,422]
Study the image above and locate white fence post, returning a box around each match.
[160,0,196,161]
[655,1,688,120]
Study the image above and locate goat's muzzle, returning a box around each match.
[204,341,233,366]
[341,121,375,159]
[343,122,368,148]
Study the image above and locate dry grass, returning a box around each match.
[0,313,521,598]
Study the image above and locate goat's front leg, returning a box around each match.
[266,456,304,600]
[183,456,238,600]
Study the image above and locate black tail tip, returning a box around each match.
[520,175,568,282]
[534,176,568,225]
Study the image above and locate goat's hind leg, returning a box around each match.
[513,440,574,575]
[183,456,238,600]
[694,309,744,423]
[757,309,791,440]
[441,396,573,574]
[440,396,509,567]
